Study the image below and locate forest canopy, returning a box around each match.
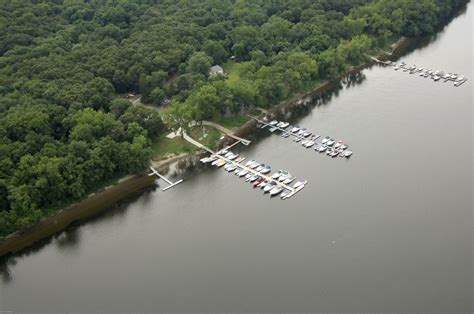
[0,0,466,236]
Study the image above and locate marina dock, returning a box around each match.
[250,116,353,159]
[183,131,305,199]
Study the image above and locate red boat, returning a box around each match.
[253,178,264,188]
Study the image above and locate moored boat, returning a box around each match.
[293,179,307,189]
[269,185,284,196]
[271,170,283,179]
[344,150,353,157]
[278,171,290,182]
[283,177,295,185]
[326,139,335,146]
[253,178,264,188]
[260,166,272,174]
[280,189,292,199]
[248,174,260,182]
[318,145,327,153]
[245,159,257,167]
[263,181,277,193]
[322,136,330,144]
[227,164,238,172]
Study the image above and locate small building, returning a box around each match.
[209,65,224,76]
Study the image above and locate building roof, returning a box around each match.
[209,65,224,75]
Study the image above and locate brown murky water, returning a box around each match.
[1,4,472,312]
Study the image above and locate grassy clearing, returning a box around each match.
[190,125,222,148]
[213,115,252,129]
[223,61,248,86]
[151,134,198,158]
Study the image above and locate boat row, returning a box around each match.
[390,61,467,86]
[200,149,307,199]
[262,120,354,158]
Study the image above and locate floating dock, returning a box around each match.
[250,116,352,159]
[182,130,306,200]
[149,166,184,191]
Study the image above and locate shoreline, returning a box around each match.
[0,37,414,258]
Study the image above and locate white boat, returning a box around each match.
[433,76,440,81]
[227,153,238,160]
[340,144,348,150]
[218,148,229,155]
[344,150,353,157]
[326,139,335,146]
[280,122,289,128]
[322,136,330,144]
[263,181,277,193]
[293,179,307,189]
[234,167,243,174]
[223,162,233,170]
[276,121,285,127]
[200,157,209,163]
[278,171,290,182]
[302,131,312,137]
[238,170,249,177]
[206,155,218,163]
[245,173,253,180]
[245,159,257,167]
[291,126,300,133]
[248,175,260,182]
[260,166,272,174]
[227,164,238,172]
[301,139,310,146]
[211,158,221,166]
[269,120,278,126]
[271,170,283,179]
[269,185,284,196]
[283,177,295,184]
[280,189,292,199]
[297,128,307,136]
[258,180,268,188]
[269,127,277,132]
[250,162,260,169]
[318,145,327,153]
[334,140,343,148]
[234,157,245,163]
[304,140,315,148]
[281,132,290,138]
[330,150,339,157]
[256,164,265,172]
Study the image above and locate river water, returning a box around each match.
[1,4,472,312]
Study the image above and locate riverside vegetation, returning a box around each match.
[0,0,466,236]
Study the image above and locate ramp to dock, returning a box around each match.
[202,121,251,145]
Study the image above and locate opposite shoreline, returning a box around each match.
[0,37,415,258]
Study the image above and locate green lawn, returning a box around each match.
[213,115,252,129]
[223,61,248,86]
[151,134,198,158]
[189,125,222,148]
